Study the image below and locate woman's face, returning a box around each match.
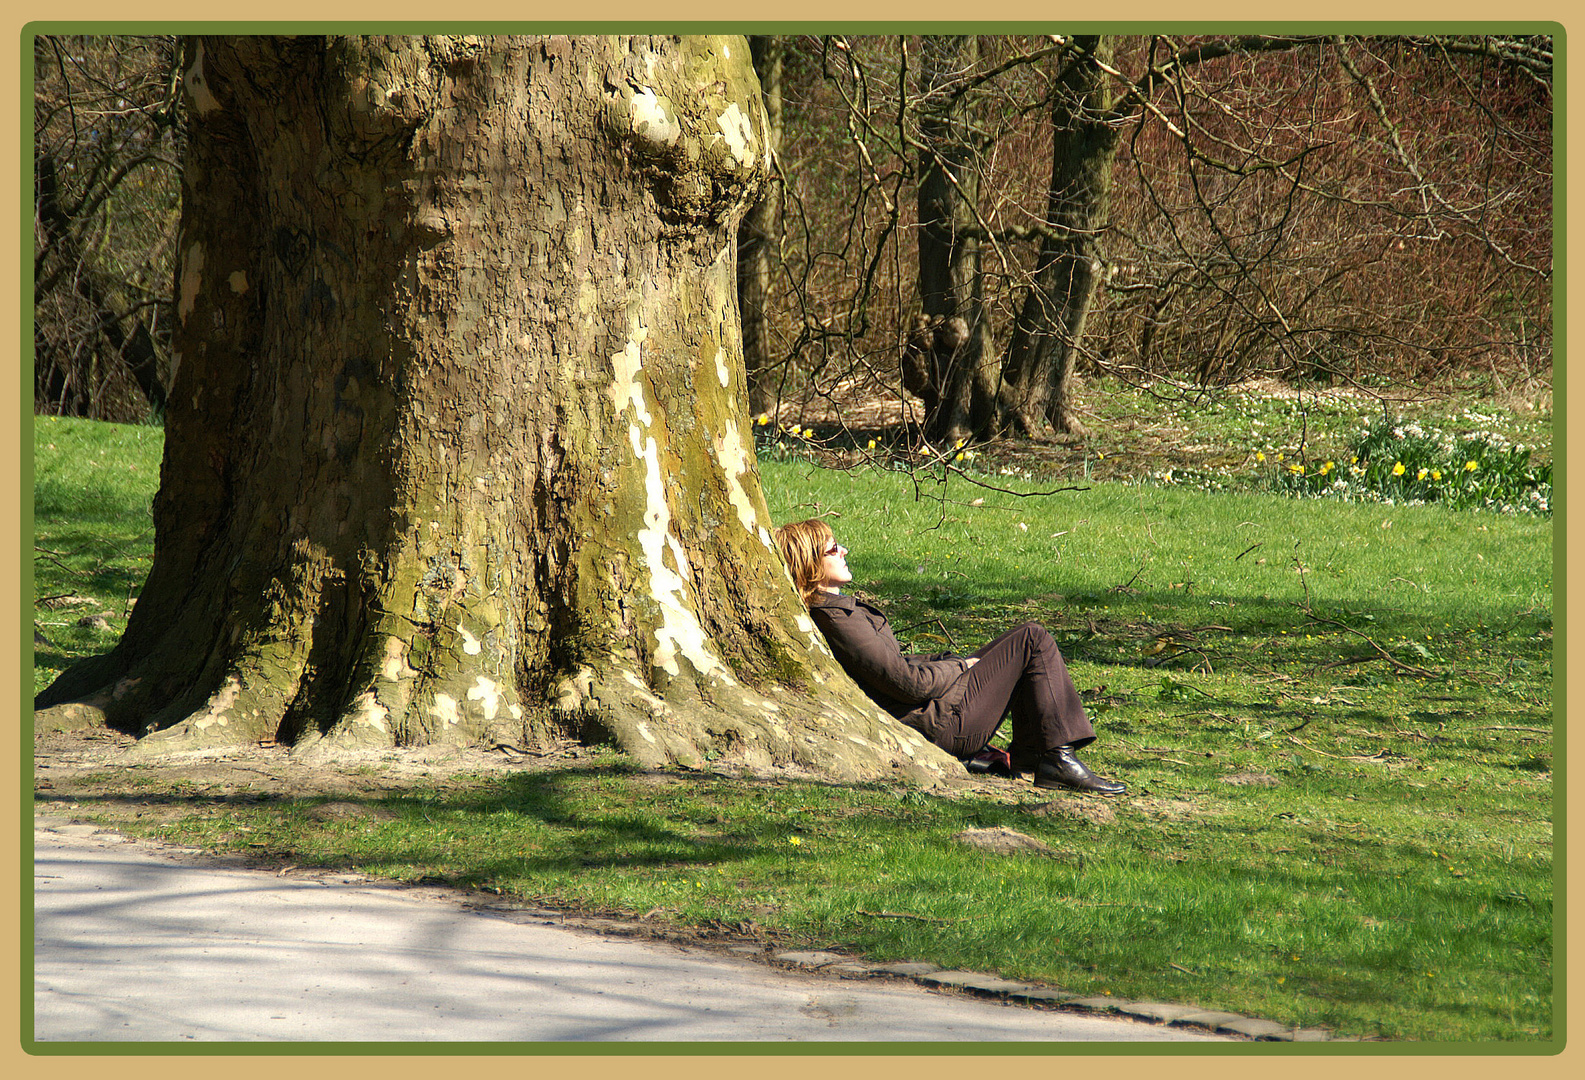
[814,536,852,591]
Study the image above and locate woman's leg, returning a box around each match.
[968,623,1095,754]
[931,623,1095,758]
[956,624,1124,794]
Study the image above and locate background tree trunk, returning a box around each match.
[32,34,182,423]
[998,36,1118,439]
[914,35,996,445]
[35,34,958,786]
[739,35,783,419]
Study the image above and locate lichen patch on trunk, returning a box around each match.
[715,102,756,166]
[608,327,652,424]
[191,676,242,731]
[717,417,758,532]
[630,423,731,683]
[345,691,391,734]
[629,88,679,149]
[381,636,415,682]
[177,242,203,322]
[184,40,222,114]
[467,676,502,720]
[430,693,461,729]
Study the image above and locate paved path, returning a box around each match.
[32,815,1225,1044]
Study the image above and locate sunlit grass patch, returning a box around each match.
[32,416,163,693]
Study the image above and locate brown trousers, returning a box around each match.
[916,622,1096,759]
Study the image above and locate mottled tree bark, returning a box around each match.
[35,35,958,785]
[997,36,1118,438]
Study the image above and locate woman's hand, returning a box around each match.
[963,657,979,670]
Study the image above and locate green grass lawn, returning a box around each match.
[30,406,1556,1044]
[32,414,161,692]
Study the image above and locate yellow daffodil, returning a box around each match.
[1431,469,1441,481]
[787,836,803,846]
[866,439,877,450]
[1255,451,1266,463]
[1276,452,1285,463]
[1465,460,1478,472]
[954,452,965,462]
[1320,460,1334,475]
[1392,461,1406,476]
[1417,468,1428,481]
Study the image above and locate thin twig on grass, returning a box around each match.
[1288,736,1342,758]
[34,548,78,575]
[1052,899,1139,908]
[1299,608,1438,678]
[891,616,959,650]
[1109,559,1148,594]
[856,909,952,923]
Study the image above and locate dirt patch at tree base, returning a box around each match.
[31,729,1040,814]
[33,730,550,804]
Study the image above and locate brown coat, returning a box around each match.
[807,592,972,731]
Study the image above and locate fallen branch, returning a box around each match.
[892,616,960,651]
[1300,609,1438,678]
[1109,559,1148,594]
[856,909,952,923]
[1287,736,1343,759]
[1053,899,1141,908]
[34,548,78,575]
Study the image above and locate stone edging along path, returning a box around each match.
[450,884,1360,1042]
[758,950,1357,1042]
[365,892,1359,1042]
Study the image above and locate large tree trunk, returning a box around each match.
[739,35,783,420]
[913,35,996,446]
[997,36,1118,439]
[35,35,958,786]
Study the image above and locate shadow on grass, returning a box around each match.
[34,764,862,884]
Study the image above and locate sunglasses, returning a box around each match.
[823,541,846,557]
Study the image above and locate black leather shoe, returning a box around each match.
[1035,746,1126,795]
[965,746,1013,776]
